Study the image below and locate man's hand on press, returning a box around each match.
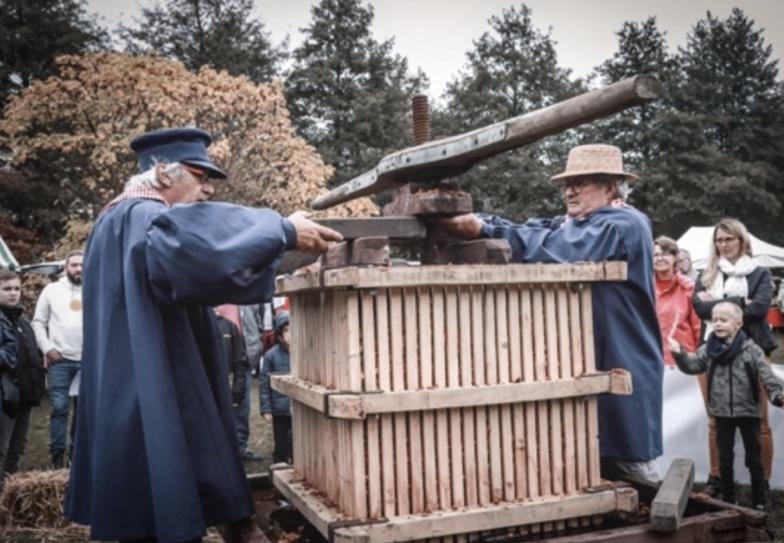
[288,211,343,253]
[432,214,484,241]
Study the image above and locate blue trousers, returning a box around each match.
[233,367,252,453]
[48,359,80,454]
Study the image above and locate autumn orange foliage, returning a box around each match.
[0,52,377,237]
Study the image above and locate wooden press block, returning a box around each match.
[383,188,473,216]
[651,458,694,532]
[434,239,512,264]
[322,237,390,269]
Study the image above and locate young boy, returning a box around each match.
[669,301,784,510]
[259,311,292,464]
[0,269,46,487]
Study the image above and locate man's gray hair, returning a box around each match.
[125,162,184,191]
[594,175,630,201]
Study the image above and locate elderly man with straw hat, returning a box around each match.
[438,144,663,482]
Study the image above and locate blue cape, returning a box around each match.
[481,206,663,462]
[65,198,295,542]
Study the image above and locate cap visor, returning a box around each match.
[182,160,227,180]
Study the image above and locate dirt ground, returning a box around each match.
[10,334,784,541]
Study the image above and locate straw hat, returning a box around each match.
[550,144,638,182]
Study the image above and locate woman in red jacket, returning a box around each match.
[654,236,701,366]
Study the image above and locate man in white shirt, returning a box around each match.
[32,250,84,468]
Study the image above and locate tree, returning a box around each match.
[0,0,108,107]
[285,0,426,187]
[437,4,583,220]
[678,8,780,156]
[0,52,376,249]
[121,0,283,83]
[587,17,678,169]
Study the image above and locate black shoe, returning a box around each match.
[704,476,721,498]
[51,452,65,469]
[240,450,263,462]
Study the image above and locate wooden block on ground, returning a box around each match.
[323,237,390,269]
[383,188,473,216]
[651,458,694,532]
[435,239,511,265]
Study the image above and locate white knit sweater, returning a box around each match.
[32,276,83,360]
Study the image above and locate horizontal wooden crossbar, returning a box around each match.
[276,261,628,294]
[272,370,631,420]
[272,468,638,542]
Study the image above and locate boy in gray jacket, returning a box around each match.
[670,301,783,510]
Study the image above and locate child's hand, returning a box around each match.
[667,337,681,354]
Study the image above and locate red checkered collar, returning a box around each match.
[102,187,170,215]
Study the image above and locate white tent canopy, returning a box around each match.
[677,226,784,270]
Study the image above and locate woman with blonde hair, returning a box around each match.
[693,218,777,497]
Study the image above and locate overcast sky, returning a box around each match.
[87,0,784,98]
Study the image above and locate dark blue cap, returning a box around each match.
[274,311,289,334]
[130,127,227,179]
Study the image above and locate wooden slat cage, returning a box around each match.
[271,262,637,542]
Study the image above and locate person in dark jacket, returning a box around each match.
[0,269,46,488]
[259,312,291,463]
[692,218,778,495]
[64,128,341,543]
[670,301,783,510]
[214,309,250,410]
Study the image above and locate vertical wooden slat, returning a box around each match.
[390,288,410,515]
[419,288,439,513]
[432,287,452,510]
[581,286,601,486]
[361,291,382,518]
[471,287,490,506]
[569,286,589,530]
[531,288,551,497]
[375,290,396,517]
[545,288,564,498]
[324,293,339,505]
[459,287,478,507]
[558,286,577,497]
[484,288,503,503]
[446,287,464,509]
[508,286,527,500]
[346,292,367,518]
[495,287,515,502]
[405,288,425,513]
[520,287,538,501]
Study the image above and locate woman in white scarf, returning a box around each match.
[692,218,778,498]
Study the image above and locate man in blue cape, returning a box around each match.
[65,127,342,542]
[437,144,663,482]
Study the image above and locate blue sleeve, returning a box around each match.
[145,202,297,306]
[0,317,18,371]
[478,212,626,264]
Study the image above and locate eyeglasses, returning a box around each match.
[559,178,593,194]
[715,236,738,245]
[182,164,208,183]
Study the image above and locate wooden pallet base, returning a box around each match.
[273,469,638,543]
